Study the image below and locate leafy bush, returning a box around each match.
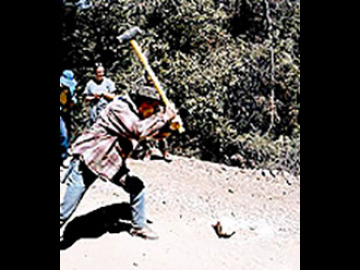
[61,0,300,175]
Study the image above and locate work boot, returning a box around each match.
[163,151,173,163]
[130,225,159,240]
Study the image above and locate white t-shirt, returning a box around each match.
[84,77,116,97]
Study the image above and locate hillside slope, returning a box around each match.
[60,156,300,270]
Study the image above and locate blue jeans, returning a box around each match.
[60,116,69,165]
[60,159,146,229]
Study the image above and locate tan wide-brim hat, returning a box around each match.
[137,86,165,105]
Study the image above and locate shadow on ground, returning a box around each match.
[60,203,132,250]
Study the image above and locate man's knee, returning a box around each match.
[124,175,145,195]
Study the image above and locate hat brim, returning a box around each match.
[137,86,165,105]
[60,77,77,94]
[138,94,165,106]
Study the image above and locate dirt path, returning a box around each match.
[60,156,300,270]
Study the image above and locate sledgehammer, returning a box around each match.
[117,27,184,133]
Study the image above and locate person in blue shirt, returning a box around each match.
[60,115,69,166]
[60,70,77,166]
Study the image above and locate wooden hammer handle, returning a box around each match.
[130,40,169,107]
[129,40,185,133]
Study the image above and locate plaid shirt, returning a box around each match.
[72,95,169,181]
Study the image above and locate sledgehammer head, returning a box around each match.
[117,27,143,43]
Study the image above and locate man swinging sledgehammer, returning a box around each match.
[60,82,178,242]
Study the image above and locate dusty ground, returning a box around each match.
[60,156,300,270]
